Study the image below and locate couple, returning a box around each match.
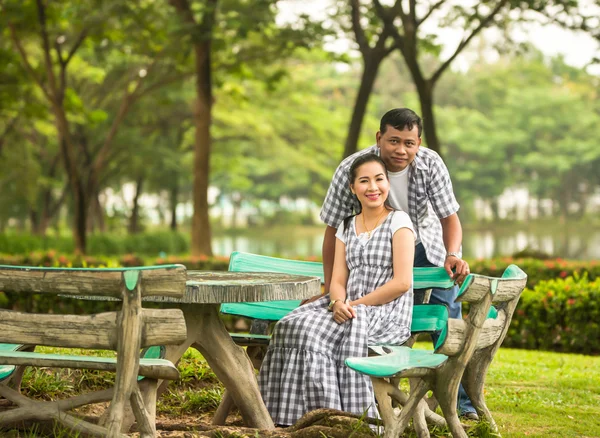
[258,108,475,425]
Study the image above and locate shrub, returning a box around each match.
[505,274,600,355]
[468,257,599,289]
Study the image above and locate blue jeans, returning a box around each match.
[413,243,475,415]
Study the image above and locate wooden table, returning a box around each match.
[146,271,320,430]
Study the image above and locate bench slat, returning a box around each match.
[0,308,187,350]
[0,264,186,298]
[0,351,179,380]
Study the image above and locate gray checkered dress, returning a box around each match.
[258,211,413,426]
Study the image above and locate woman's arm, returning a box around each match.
[329,237,349,303]
[348,227,415,307]
[330,237,358,323]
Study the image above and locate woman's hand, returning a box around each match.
[332,301,357,324]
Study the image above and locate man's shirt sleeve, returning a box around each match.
[320,162,355,228]
[427,155,460,219]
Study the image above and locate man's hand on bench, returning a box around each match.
[300,293,326,306]
[445,255,470,285]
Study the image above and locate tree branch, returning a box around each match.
[0,113,21,155]
[409,0,417,24]
[349,0,369,55]
[64,29,88,66]
[90,56,160,190]
[8,24,52,102]
[132,71,195,101]
[417,0,446,28]
[373,0,407,56]
[36,0,59,101]
[431,0,509,84]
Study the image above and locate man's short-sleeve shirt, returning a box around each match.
[320,145,459,267]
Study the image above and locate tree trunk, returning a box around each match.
[416,81,441,155]
[55,110,88,254]
[190,52,213,256]
[29,209,40,236]
[170,184,178,231]
[343,56,382,159]
[94,191,106,233]
[129,177,144,234]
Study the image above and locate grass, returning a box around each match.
[2,345,599,437]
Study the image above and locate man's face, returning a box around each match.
[376,125,421,172]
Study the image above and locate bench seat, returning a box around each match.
[346,345,448,378]
[0,351,179,381]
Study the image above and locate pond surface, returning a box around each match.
[212,225,600,260]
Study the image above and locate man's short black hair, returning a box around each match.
[380,108,423,138]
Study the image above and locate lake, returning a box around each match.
[212,225,600,260]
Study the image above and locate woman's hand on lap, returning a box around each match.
[332,301,356,324]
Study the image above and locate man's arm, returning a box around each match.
[322,225,337,294]
[440,213,470,284]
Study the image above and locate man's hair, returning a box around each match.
[348,153,388,184]
[380,108,422,138]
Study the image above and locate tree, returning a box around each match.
[168,0,327,255]
[366,0,599,156]
[331,0,399,158]
[3,0,188,252]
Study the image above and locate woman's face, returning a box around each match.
[350,161,390,209]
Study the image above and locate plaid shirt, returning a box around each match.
[320,145,460,267]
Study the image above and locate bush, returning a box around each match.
[505,274,600,355]
[0,231,191,257]
[468,257,599,289]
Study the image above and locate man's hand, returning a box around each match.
[445,255,470,285]
[332,301,357,324]
[300,294,324,306]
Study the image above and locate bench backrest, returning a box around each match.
[222,252,455,331]
[434,264,527,358]
[0,264,188,350]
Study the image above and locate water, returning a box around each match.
[212,225,600,260]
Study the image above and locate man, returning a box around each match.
[319,107,477,419]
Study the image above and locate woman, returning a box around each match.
[259,153,416,425]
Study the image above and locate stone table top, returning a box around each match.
[144,270,321,304]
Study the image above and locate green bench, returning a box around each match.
[222,251,455,346]
[345,264,527,437]
[213,251,456,425]
[0,264,188,437]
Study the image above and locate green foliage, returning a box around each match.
[506,274,600,354]
[0,230,190,256]
[467,257,600,289]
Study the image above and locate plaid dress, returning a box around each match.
[258,211,414,426]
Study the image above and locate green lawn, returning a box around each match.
[484,347,600,437]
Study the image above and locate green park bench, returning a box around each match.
[213,251,456,425]
[345,264,527,437]
[0,264,188,437]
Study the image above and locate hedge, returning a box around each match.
[505,274,600,355]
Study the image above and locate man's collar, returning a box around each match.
[412,148,428,171]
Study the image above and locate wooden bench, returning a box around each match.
[345,264,527,438]
[213,251,455,425]
[0,264,188,438]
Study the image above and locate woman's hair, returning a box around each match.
[348,153,388,184]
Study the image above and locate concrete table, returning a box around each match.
[146,271,320,430]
